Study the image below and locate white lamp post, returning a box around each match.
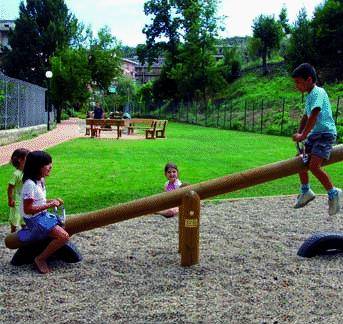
[45,70,53,131]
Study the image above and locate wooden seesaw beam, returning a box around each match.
[5,144,343,250]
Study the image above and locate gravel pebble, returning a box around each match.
[1,195,343,323]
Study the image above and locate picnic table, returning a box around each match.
[86,118,130,139]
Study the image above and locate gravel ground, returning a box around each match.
[1,195,343,324]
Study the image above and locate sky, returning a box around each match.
[1,0,325,47]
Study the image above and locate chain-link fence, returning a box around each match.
[0,72,53,130]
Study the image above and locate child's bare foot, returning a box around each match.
[34,257,50,274]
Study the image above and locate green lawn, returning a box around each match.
[0,122,342,223]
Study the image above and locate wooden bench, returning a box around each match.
[145,120,168,139]
[155,120,168,138]
[127,119,156,135]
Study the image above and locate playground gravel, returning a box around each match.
[1,195,343,323]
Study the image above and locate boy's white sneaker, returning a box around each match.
[294,189,315,208]
[328,188,343,216]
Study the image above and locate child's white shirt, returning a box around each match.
[20,179,47,218]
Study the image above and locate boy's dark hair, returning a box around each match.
[292,63,317,83]
[23,151,52,183]
[164,162,178,173]
[10,148,30,169]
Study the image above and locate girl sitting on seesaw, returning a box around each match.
[20,151,69,274]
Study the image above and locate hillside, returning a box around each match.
[221,63,343,104]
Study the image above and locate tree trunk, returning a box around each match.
[56,106,62,123]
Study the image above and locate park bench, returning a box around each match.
[127,118,157,135]
[145,120,168,139]
[155,120,168,138]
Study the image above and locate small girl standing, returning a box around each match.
[8,148,30,233]
[158,162,183,218]
[20,151,69,274]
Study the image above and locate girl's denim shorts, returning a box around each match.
[18,211,63,243]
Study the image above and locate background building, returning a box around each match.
[0,20,15,54]
[122,57,164,84]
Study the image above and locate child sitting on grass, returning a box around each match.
[158,162,183,218]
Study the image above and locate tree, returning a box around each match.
[252,14,282,74]
[88,27,122,92]
[138,0,182,102]
[2,0,77,86]
[278,6,291,35]
[139,0,181,66]
[311,0,343,80]
[50,47,91,122]
[220,47,241,83]
[173,0,225,103]
[284,8,317,72]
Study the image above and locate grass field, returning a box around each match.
[0,122,342,223]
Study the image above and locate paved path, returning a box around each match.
[0,118,84,166]
[0,118,144,166]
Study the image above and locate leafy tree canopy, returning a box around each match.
[3,0,77,86]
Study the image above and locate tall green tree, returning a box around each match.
[220,47,241,83]
[138,0,182,101]
[278,6,291,35]
[49,26,122,122]
[50,47,91,122]
[252,14,282,74]
[88,26,122,91]
[140,0,224,104]
[138,0,181,66]
[284,8,317,71]
[2,0,77,86]
[173,0,225,103]
[311,0,343,80]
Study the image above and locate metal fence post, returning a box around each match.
[17,83,20,128]
[195,103,198,124]
[5,81,8,129]
[229,102,233,129]
[260,99,264,134]
[252,101,255,131]
[281,98,285,135]
[223,104,227,128]
[244,100,247,131]
[335,96,340,124]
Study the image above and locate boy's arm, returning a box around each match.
[298,114,308,133]
[7,184,15,207]
[293,108,320,142]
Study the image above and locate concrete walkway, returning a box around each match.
[0,118,145,166]
[0,118,84,166]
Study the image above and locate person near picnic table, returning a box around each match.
[122,112,131,119]
[93,102,104,119]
